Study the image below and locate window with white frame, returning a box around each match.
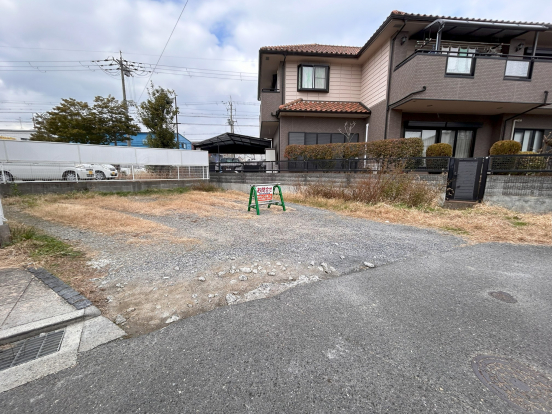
[297,65,329,92]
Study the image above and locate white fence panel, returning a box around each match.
[2,140,80,162]
[0,140,208,166]
[181,150,209,166]
[79,145,137,164]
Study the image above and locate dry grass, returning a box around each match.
[288,194,551,245]
[3,190,252,244]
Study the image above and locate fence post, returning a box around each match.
[131,165,135,181]
[177,166,180,180]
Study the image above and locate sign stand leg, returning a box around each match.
[275,185,286,211]
[248,187,254,212]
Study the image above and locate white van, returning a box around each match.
[77,164,118,180]
[0,163,94,182]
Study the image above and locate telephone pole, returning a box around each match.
[226,97,235,133]
[118,51,131,146]
[174,95,180,149]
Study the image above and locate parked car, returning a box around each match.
[77,164,118,180]
[215,158,242,172]
[0,163,94,182]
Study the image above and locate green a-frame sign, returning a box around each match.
[248,183,286,215]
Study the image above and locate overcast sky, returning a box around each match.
[1,0,551,141]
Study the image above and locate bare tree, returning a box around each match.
[338,121,356,143]
[542,131,552,153]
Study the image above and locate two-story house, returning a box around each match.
[258,10,552,160]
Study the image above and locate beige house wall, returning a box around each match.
[360,41,390,108]
[284,58,361,103]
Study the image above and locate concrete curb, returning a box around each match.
[28,267,92,310]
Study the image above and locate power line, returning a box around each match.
[137,0,190,103]
[0,45,256,63]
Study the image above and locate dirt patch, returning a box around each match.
[287,194,551,245]
[99,261,324,337]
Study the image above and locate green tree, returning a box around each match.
[31,98,101,144]
[30,96,139,145]
[137,83,178,149]
[93,95,140,146]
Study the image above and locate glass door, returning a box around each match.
[455,130,474,158]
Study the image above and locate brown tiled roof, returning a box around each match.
[278,99,370,114]
[260,44,360,56]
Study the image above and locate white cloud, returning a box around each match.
[0,0,550,138]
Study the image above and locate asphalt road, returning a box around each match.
[1,243,551,413]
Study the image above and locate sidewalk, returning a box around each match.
[0,268,124,393]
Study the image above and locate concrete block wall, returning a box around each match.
[209,172,447,196]
[484,175,552,213]
[0,180,205,197]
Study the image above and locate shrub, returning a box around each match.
[489,140,521,155]
[426,143,453,157]
[296,171,439,208]
[284,138,424,160]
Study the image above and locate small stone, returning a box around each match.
[261,270,267,274]
[340,255,345,259]
[239,275,248,281]
[165,315,180,324]
[115,314,126,325]
[126,307,136,313]
[174,266,179,271]
[240,267,252,273]
[330,266,336,272]
[385,221,390,223]
[230,270,235,274]
[266,262,271,265]
[334,242,339,246]
[106,295,114,303]
[163,276,170,279]
[230,257,236,260]
[317,266,324,272]
[230,279,237,284]
[115,283,124,288]
[282,266,287,271]
[309,261,315,266]
[198,276,206,282]
[253,263,258,266]
[218,271,226,276]
[156,304,161,309]
[363,262,375,268]
[187,304,193,308]
[208,294,214,298]
[288,276,294,280]
[276,262,282,266]
[257,266,263,270]
[226,293,240,305]
[253,269,258,274]
[231,266,236,270]
[191,294,198,299]
[268,271,276,276]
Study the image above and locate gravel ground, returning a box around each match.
[5,198,465,336]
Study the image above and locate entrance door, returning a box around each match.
[447,158,488,201]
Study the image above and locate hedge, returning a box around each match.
[284,138,424,160]
[489,140,521,155]
[426,143,452,157]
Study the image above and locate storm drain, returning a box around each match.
[0,329,65,371]
[472,355,552,413]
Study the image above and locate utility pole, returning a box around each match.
[226,97,235,134]
[118,51,131,146]
[174,95,180,149]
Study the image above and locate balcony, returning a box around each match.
[390,51,552,114]
[260,89,281,138]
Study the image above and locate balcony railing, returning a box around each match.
[395,50,552,80]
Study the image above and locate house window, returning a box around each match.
[297,65,329,92]
[443,46,475,76]
[513,129,544,152]
[405,128,475,157]
[288,132,359,146]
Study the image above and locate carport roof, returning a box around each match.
[193,133,272,154]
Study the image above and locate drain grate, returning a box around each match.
[0,329,65,371]
[489,291,518,303]
[472,355,552,413]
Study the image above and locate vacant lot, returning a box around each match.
[2,186,548,336]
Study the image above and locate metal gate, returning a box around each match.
[446,158,489,201]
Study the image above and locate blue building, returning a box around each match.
[111,132,192,150]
